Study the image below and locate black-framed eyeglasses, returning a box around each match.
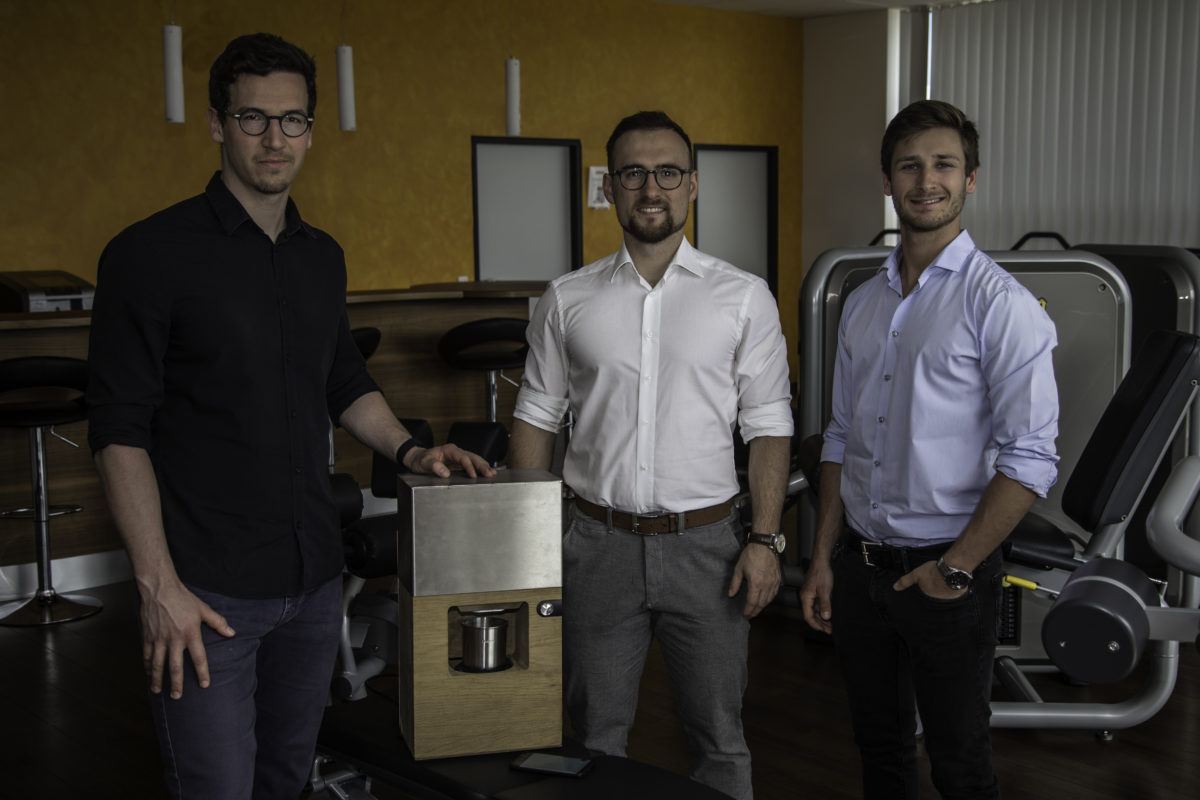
[227,108,313,138]
[610,166,694,191]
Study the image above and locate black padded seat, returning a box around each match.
[1005,329,1200,570]
[437,318,528,424]
[352,326,382,361]
[0,356,101,626]
[437,318,529,374]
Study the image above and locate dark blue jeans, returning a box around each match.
[144,574,343,800]
[832,538,1002,800]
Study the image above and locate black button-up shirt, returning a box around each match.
[87,173,378,598]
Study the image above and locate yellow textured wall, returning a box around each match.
[0,0,805,376]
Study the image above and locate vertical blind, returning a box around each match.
[929,0,1200,250]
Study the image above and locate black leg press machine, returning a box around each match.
[992,329,1200,730]
[313,467,734,800]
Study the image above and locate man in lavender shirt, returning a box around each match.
[801,100,1059,799]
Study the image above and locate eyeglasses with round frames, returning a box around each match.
[227,108,313,138]
[610,166,694,191]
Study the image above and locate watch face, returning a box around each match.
[938,558,970,590]
[945,571,970,590]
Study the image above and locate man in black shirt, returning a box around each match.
[87,33,493,799]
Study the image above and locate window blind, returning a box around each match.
[929,0,1199,249]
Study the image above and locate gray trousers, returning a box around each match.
[563,504,753,800]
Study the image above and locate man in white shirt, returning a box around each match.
[509,111,793,800]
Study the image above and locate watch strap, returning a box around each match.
[936,556,972,588]
[747,532,785,554]
[395,438,421,473]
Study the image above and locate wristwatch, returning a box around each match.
[747,532,786,555]
[395,438,421,473]
[936,557,973,590]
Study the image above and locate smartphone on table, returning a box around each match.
[510,751,594,778]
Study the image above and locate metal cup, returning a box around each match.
[460,615,508,672]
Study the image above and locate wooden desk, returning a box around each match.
[0,285,541,567]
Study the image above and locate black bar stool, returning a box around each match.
[437,318,528,465]
[0,356,101,626]
[437,318,528,423]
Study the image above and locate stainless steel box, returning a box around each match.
[397,467,562,597]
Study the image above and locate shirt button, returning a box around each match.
[878,416,885,423]
[872,503,879,509]
[883,374,892,381]
[891,330,899,337]
[640,464,648,471]
[874,460,881,467]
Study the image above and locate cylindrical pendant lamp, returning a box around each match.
[163,24,185,123]
[337,45,356,131]
[505,58,520,136]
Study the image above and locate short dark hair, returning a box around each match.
[606,111,693,170]
[881,99,980,178]
[209,33,317,122]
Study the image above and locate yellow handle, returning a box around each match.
[1003,575,1039,591]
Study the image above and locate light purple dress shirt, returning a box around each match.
[821,230,1059,546]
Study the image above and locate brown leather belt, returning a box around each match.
[573,496,735,535]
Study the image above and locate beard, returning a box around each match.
[621,207,687,245]
[895,186,967,233]
[249,175,292,195]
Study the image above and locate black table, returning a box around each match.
[318,689,732,800]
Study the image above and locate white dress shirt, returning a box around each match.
[515,237,793,514]
[821,230,1060,546]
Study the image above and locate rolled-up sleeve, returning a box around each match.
[735,280,793,442]
[820,305,854,466]
[86,233,168,454]
[325,307,379,422]
[983,286,1060,497]
[514,285,571,432]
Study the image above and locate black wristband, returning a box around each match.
[395,438,421,473]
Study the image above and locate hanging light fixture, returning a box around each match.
[337,45,356,131]
[505,0,519,136]
[162,16,185,123]
[505,58,520,136]
[337,0,356,131]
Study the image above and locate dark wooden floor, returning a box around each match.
[3,581,1198,799]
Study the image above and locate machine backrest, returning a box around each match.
[1062,329,1200,531]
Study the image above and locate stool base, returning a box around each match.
[0,590,102,626]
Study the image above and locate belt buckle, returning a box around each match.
[859,539,879,567]
[631,514,666,535]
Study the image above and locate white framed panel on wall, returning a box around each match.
[472,137,582,281]
[693,145,779,294]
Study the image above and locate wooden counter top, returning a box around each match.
[0,282,546,330]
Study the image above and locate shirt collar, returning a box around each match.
[883,228,977,291]
[204,171,316,240]
[609,236,706,283]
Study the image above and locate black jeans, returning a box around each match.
[832,535,1002,800]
